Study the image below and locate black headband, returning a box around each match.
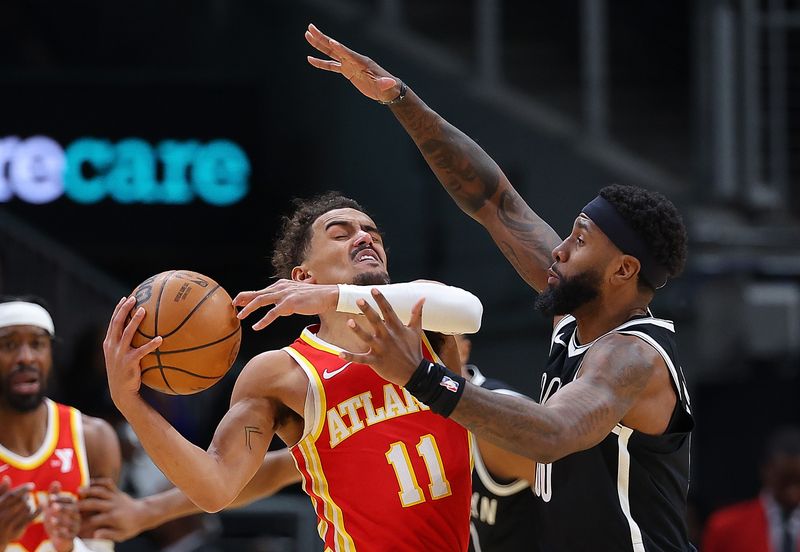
[582,195,669,289]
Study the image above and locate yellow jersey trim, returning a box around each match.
[0,399,59,469]
[69,408,90,486]
[297,439,357,551]
[283,346,327,444]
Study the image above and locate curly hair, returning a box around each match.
[598,184,688,286]
[271,192,371,279]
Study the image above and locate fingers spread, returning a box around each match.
[307,57,343,73]
[107,297,135,344]
[356,299,385,334]
[409,298,425,332]
[135,336,162,361]
[370,289,403,328]
[237,294,275,320]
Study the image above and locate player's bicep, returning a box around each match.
[206,363,280,493]
[83,416,122,483]
[544,336,656,454]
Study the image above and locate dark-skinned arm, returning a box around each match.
[339,291,659,463]
[304,23,561,292]
[453,336,657,461]
[80,450,301,542]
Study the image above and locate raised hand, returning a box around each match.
[102,297,162,405]
[0,477,37,547]
[233,279,339,330]
[305,23,402,103]
[339,289,424,386]
[79,478,147,542]
[43,481,80,552]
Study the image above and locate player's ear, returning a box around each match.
[291,266,312,282]
[613,255,640,286]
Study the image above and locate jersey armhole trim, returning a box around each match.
[282,346,326,445]
[70,408,90,486]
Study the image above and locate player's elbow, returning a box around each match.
[189,483,236,513]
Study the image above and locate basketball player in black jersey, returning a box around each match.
[305,24,695,552]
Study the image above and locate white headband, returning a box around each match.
[0,301,55,335]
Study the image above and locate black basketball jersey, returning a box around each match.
[467,366,540,552]
[532,313,695,552]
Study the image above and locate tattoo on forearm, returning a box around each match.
[391,94,560,291]
[392,98,499,214]
[244,426,263,450]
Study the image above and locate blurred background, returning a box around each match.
[1,0,799,550]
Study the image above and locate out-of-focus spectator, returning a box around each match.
[702,426,800,552]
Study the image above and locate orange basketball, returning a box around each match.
[130,270,241,395]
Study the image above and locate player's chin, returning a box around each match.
[352,269,391,286]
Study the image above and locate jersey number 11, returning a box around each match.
[386,434,452,507]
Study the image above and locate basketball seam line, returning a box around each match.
[141,365,227,380]
[159,283,222,339]
[155,326,241,355]
[154,271,177,395]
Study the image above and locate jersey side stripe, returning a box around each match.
[291,448,330,543]
[298,439,357,551]
[69,408,90,487]
[613,425,646,552]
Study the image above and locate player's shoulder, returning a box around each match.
[78,413,122,479]
[582,332,665,380]
[235,349,308,395]
[80,414,119,450]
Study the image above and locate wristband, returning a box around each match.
[378,81,407,105]
[405,359,465,417]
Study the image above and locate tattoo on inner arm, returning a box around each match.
[418,138,500,213]
[244,426,263,450]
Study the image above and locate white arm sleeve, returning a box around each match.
[72,538,115,552]
[336,282,483,334]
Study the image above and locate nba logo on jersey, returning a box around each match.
[440,375,460,393]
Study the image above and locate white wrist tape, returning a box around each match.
[337,282,482,334]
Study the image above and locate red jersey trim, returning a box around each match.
[0,399,59,469]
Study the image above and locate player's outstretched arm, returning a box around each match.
[103,297,282,513]
[234,279,482,334]
[80,450,301,542]
[305,23,561,292]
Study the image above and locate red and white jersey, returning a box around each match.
[0,399,90,552]
[285,325,472,552]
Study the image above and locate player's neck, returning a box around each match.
[0,400,49,456]
[316,311,373,354]
[573,301,649,345]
